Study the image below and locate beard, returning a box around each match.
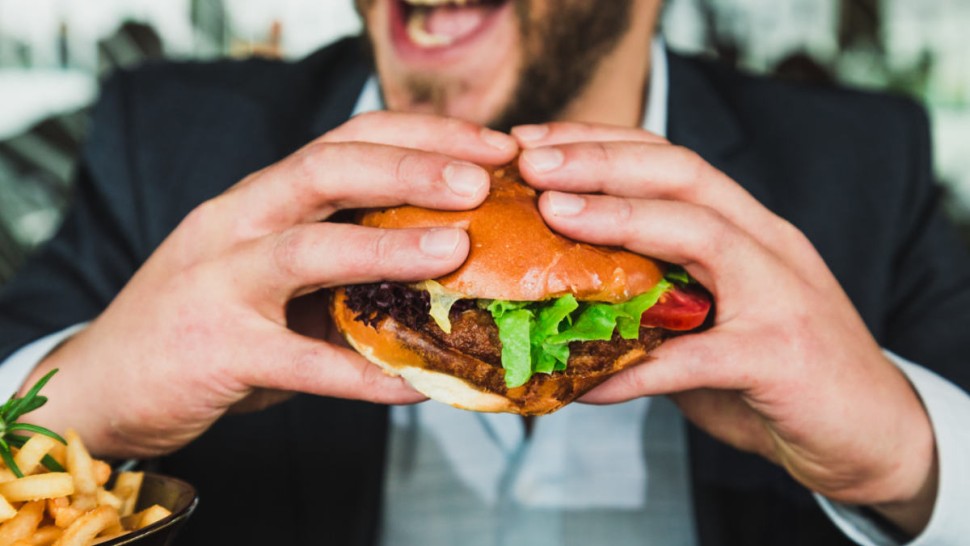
[355,0,635,131]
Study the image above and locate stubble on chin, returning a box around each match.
[357,0,635,129]
[402,76,439,110]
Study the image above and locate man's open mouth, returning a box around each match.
[392,0,511,53]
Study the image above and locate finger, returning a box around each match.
[511,121,667,148]
[242,330,427,405]
[323,111,518,164]
[520,141,773,241]
[666,390,776,459]
[219,142,491,235]
[520,141,825,278]
[580,332,754,403]
[228,389,295,414]
[234,223,470,305]
[580,337,780,460]
[537,191,775,300]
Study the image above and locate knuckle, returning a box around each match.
[357,360,388,394]
[294,142,333,183]
[544,121,575,135]
[587,140,613,165]
[180,198,221,233]
[363,229,398,266]
[614,197,635,225]
[330,111,386,140]
[694,207,734,254]
[443,116,476,136]
[617,367,650,397]
[361,110,393,125]
[777,217,812,250]
[673,145,709,187]
[168,261,216,301]
[393,150,429,191]
[613,198,640,242]
[291,142,344,204]
[551,120,592,134]
[273,227,312,280]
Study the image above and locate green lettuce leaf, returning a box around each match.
[486,302,533,388]
[484,279,674,388]
[533,294,578,373]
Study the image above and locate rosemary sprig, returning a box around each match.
[0,369,66,477]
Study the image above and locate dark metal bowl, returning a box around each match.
[99,472,199,546]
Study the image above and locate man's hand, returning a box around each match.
[512,122,937,536]
[23,112,518,459]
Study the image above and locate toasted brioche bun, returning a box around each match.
[359,163,664,302]
[332,162,672,415]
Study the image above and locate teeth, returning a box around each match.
[406,8,454,47]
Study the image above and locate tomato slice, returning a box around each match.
[641,286,712,331]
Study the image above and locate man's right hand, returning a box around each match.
[21,112,518,458]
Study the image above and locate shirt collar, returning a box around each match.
[352,37,669,137]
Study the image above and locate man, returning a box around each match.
[0,0,968,544]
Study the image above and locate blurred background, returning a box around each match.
[0,0,968,283]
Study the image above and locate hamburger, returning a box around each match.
[331,162,711,415]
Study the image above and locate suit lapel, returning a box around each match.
[666,52,748,166]
[308,38,372,142]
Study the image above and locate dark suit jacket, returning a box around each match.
[2,37,969,546]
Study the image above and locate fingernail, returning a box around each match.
[480,128,516,152]
[522,147,564,173]
[443,161,487,197]
[512,124,549,142]
[546,192,586,216]
[420,228,461,258]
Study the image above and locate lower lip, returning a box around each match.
[389,0,512,65]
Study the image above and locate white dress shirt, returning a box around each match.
[3,38,969,546]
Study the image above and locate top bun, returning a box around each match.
[359,162,664,302]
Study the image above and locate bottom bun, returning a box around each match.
[331,289,666,416]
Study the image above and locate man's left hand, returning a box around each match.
[512,122,937,537]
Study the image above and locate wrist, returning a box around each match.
[18,330,117,458]
[870,447,938,539]
[867,381,939,538]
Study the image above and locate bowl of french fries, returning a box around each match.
[0,371,198,546]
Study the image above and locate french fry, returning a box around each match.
[120,504,170,532]
[0,475,74,503]
[13,436,58,478]
[52,510,80,532]
[133,505,170,530]
[0,428,161,545]
[0,501,44,546]
[63,432,95,513]
[0,496,16,524]
[93,491,120,512]
[45,497,67,514]
[51,506,119,546]
[0,469,17,485]
[20,526,60,546]
[89,464,110,490]
[0,372,159,545]
[45,499,78,529]
[109,473,143,518]
[89,534,123,546]
[45,445,65,470]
